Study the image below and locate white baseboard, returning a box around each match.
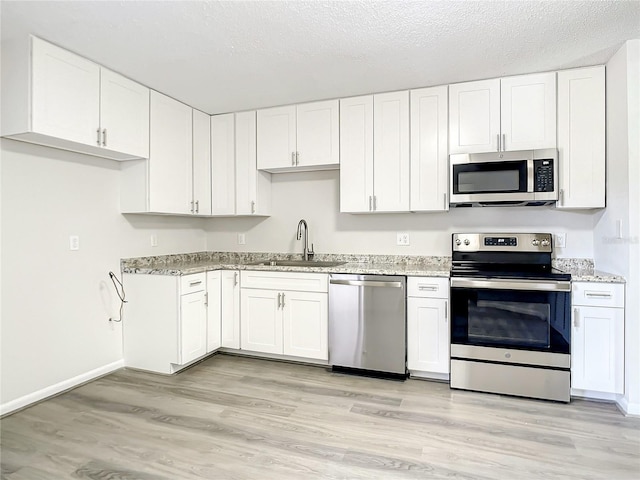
[0,359,124,417]
[617,396,640,416]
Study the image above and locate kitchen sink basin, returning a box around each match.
[247,260,347,268]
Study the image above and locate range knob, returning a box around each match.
[541,239,550,247]
[532,239,540,246]
[464,239,470,246]
[455,238,462,246]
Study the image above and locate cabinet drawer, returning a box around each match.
[572,282,624,308]
[407,277,449,299]
[241,271,328,293]
[180,273,206,295]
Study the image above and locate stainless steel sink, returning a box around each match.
[247,260,347,268]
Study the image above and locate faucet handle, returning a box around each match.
[308,243,315,260]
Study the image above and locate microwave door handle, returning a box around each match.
[527,159,534,193]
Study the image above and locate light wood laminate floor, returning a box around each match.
[1,354,639,479]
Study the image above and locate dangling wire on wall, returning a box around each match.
[108,271,127,322]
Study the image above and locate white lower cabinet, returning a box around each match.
[123,273,209,374]
[571,282,625,396]
[220,270,241,349]
[407,277,450,379]
[240,271,328,360]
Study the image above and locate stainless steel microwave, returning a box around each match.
[449,148,558,207]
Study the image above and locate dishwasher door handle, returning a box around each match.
[329,279,403,288]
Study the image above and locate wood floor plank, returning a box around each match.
[2,354,639,479]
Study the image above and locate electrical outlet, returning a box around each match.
[396,232,410,246]
[554,233,566,248]
[238,233,246,245]
[150,234,158,247]
[69,235,80,251]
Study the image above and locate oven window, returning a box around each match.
[450,287,570,354]
[468,299,550,348]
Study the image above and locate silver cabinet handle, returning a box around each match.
[102,128,107,147]
[195,200,199,213]
[189,280,202,287]
[373,196,377,211]
[502,133,506,152]
[295,151,299,166]
[585,291,612,298]
[190,200,195,213]
[497,133,501,151]
[444,301,448,322]
[277,292,282,309]
[234,272,238,286]
[418,285,439,291]
[573,307,580,328]
[96,128,101,146]
[369,196,372,211]
[281,292,285,308]
[251,201,256,214]
[559,189,564,206]
[443,193,447,209]
[204,292,208,307]
[291,152,296,166]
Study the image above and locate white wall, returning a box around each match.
[594,39,640,415]
[0,139,206,413]
[204,170,598,258]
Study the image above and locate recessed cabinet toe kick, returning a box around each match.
[328,274,407,379]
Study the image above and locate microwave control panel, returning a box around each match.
[534,159,554,192]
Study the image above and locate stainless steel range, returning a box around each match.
[449,233,572,402]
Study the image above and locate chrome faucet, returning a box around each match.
[296,219,314,261]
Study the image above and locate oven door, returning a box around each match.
[450,277,571,355]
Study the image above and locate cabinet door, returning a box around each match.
[221,271,241,349]
[339,95,374,213]
[179,291,207,365]
[256,105,296,171]
[373,91,410,212]
[410,86,449,212]
[99,68,150,158]
[501,72,556,151]
[206,271,222,352]
[296,100,339,169]
[449,79,500,154]
[407,297,449,374]
[193,109,212,215]
[283,291,328,360]
[571,306,624,394]
[211,113,236,215]
[149,91,193,214]
[557,66,605,209]
[31,37,100,146]
[235,111,271,215]
[241,288,282,354]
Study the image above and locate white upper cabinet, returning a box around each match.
[257,100,339,172]
[192,109,212,216]
[340,91,409,213]
[449,72,556,154]
[410,86,449,212]
[340,95,374,213]
[235,111,272,216]
[211,113,236,215]
[556,66,606,209]
[2,36,149,160]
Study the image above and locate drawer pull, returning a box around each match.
[573,308,580,328]
[585,291,612,298]
[418,285,438,291]
[189,280,202,287]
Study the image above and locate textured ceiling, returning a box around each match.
[2,1,639,114]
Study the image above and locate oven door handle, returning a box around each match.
[450,277,571,292]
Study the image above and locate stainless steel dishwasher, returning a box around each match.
[328,274,407,378]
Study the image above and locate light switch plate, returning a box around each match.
[397,232,410,246]
[150,234,158,247]
[69,235,80,251]
[554,233,566,248]
[238,233,246,245]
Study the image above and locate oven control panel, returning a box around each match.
[453,233,552,252]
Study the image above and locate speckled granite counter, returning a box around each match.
[121,252,624,283]
[121,252,452,277]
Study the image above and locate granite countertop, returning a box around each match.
[121,252,625,283]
